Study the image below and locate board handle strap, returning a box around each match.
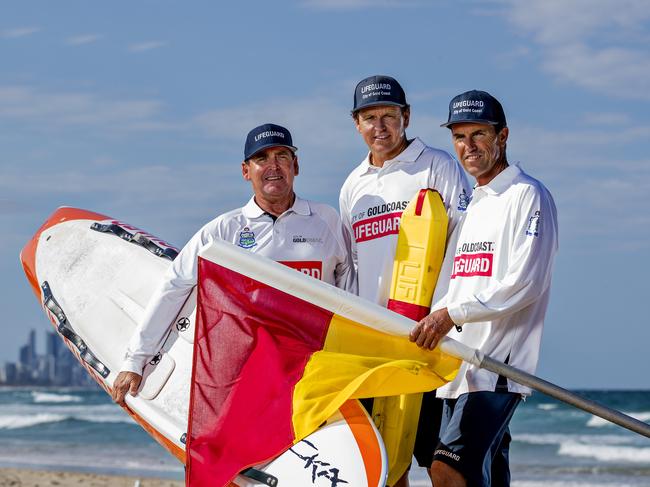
[42,281,111,379]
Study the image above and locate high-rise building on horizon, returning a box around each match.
[29,329,37,369]
[1,328,96,387]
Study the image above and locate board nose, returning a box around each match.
[20,206,111,299]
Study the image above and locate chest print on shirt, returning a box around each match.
[238,227,257,249]
[351,200,409,243]
[451,241,495,279]
[292,235,324,244]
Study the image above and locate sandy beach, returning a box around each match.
[0,468,184,487]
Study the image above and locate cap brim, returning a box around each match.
[352,101,407,114]
[245,143,298,160]
[441,118,499,128]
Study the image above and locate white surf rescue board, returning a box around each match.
[20,207,387,487]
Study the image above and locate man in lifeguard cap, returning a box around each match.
[339,75,471,486]
[410,90,558,487]
[113,123,355,404]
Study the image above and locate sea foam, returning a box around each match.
[31,391,83,403]
[537,403,558,411]
[558,442,650,463]
[514,433,633,446]
[510,482,637,487]
[0,413,66,429]
[587,411,650,428]
[0,409,134,429]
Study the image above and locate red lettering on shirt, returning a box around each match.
[451,252,493,279]
[352,212,402,243]
[279,261,323,280]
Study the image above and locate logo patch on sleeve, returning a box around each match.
[526,211,541,237]
[457,189,471,211]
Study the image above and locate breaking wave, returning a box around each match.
[558,442,650,463]
[586,411,650,428]
[31,391,83,403]
[0,411,133,429]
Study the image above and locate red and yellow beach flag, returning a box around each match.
[185,244,461,487]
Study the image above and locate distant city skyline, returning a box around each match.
[1,328,94,387]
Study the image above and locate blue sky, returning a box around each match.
[1,0,649,389]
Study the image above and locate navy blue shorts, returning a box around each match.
[433,391,521,487]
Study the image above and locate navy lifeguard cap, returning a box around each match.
[442,90,507,128]
[244,123,297,160]
[352,75,407,114]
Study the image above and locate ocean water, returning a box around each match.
[0,387,184,479]
[0,387,648,486]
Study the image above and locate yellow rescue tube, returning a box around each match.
[374,188,448,486]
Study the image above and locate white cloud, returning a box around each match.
[503,121,650,250]
[0,84,178,133]
[555,169,650,251]
[500,0,650,98]
[1,27,40,38]
[505,0,650,44]
[128,41,168,52]
[0,160,250,247]
[194,97,357,151]
[510,123,650,165]
[0,160,247,221]
[495,45,532,66]
[65,34,103,46]
[581,112,631,126]
[193,96,365,204]
[541,43,650,97]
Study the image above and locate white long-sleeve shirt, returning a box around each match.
[121,196,355,374]
[436,164,558,398]
[339,137,472,307]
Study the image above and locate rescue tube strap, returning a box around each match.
[240,468,278,486]
[41,281,110,379]
[90,222,179,261]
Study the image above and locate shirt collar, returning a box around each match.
[242,194,311,219]
[474,163,522,196]
[359,137,426,175]
[291,195,311,216]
